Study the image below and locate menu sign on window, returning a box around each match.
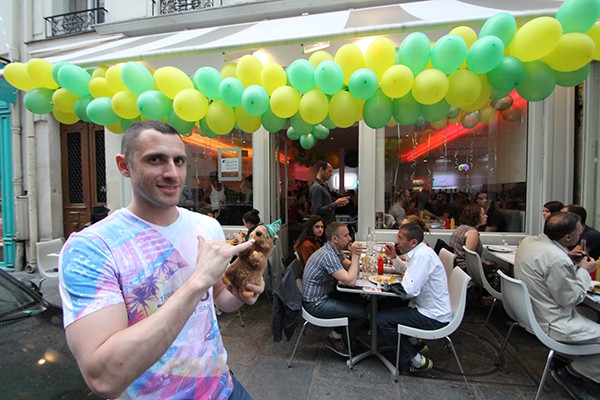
[218,148,242,181]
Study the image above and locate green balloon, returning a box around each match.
[466,36,504,74]
[86,97,119,126]
[57,64,92,96]
[218,77,244,107]
[199,118,218,138]
[479,13,517,47]
[286,126,301,140]
[554,63,591,87]
[431,34,467,75]
[299,133,317,150]
[290,112,313,135]
[193,67,222,100]
[315,60,344,95]
[487,56,525,92]
[321,115,337,129]
[262,107,286,132]
[396,32,431,75]
[51,62,70,87]
[167,110,195,135]
[556,0,600,33]
[393,93,421,125]
[348,68,378,100]
[74,96,94,122]
[241,85,269,116]
[415,116,428,130]
[421,99,450,122]
[137,90,172,120]
[122,117,141,131]
[363,89,393,129]
[286,59,315,93]
[24,88,54,114]
[516,61,556,102]
[447,106,460,119]
[121,62,154,95]
[490,88,512,100]
[312,124,330,140]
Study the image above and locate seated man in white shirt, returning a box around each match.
[376,222,452,373]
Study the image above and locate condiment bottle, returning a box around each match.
[377,256,384,275]
[444,216,450,229]
[450,217,455,229]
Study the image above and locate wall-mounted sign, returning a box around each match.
[218,147,242,181]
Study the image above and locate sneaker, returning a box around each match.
[324,336,350,357]
[551,366,595,400]
[415,340,429,355]
[409,355,433,373]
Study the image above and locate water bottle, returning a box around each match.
[366,227,375,256]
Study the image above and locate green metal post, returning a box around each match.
[0,106,15,270]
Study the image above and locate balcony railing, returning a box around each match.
[154,0,218,15]
[44,7,107,38]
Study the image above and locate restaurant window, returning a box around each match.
[180,128,253,226]
[382,92,528,232]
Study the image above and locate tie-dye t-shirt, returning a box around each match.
[59,207,233,399]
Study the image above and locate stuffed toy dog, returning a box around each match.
[223,220,280,298]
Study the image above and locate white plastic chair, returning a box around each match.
[463,245,502,327]
[288,307,353,368]
[35,238,64,279]
[494,271,600,400]
[438,248,456,284]
[394,267,472,393]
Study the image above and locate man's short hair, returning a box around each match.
[544,212,581,241]
[315,159,330,172]
[399,222,424,243]
[121,121,179,160]
[563,204,587,225]
[326,221,346,240]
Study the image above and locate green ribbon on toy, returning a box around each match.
[265,219,281,238]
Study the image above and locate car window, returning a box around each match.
[0,270,43,321]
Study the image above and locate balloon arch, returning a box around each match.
[4,0,600,150]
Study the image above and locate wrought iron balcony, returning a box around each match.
[155,0,218,15]
[44,7,107,38]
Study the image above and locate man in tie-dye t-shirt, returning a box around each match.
[59,121,263,399]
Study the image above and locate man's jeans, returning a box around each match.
[303,291,368,342]
[229,372,253,400]
[376,306,447,370]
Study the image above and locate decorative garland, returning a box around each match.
[3,0,599,149]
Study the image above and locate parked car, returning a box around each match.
[0,269,101,399]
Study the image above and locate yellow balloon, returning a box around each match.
[52,107,80,124]
[270,86,300,118]
[299,90,329,125]
[461,75,492,112]
[431,118,448,129]
[260,63,287,95]
[92,65,108,78]
[334,44,366,84]
[173,88,208,122]
[111,90,139,119]
[587,23,600,60]
[329,91,358,128]
[542,33,595,72]
[154,66,194,100]
[236,55,263,87]
[89,77,115,98]
[449,26,478,49]
[105,65,128,93]
[3,62,38,91]
[52,88,81,113]
[445,69,482,108]
[381,65,414,99]
[206,100,235,135]
[357,99,365,121]
[412,69,449,105]
[386,117,398,127]
[308,50,334,67]
[365,37,396,81]
[235,106,262,133]
[221,63,237,78]
[479,105,496,124]
[106,119,124,133]
[27,59,58,89]
[509,17,562,62]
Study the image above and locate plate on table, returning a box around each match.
[362,286,383,293]
[487,245,513,253]
[589,280,600,294]
[368,274,400,285]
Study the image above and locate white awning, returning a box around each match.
[43,0,559,69]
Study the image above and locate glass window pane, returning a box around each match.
[180,128,253,226]
[383,93,528,232]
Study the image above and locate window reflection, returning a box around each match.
[383,92,528,232]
